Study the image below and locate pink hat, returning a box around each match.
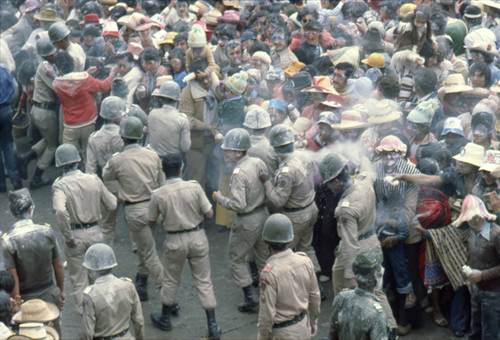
[135,17,153,31]
[452,194,496,227]
[127,42,143,60]
[217,10,247,28]
[102,21,119,37]
[84,13,100,24]
[376,135,407,154]
[21,0,41,13]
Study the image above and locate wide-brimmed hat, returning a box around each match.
[117,12,146,30]
[438,73,473,96]
[302,76,338,95]
[483,0,500,11]
[468,41,499,56]
[34,7,61,22]
[452,143,485,167]
[217,10,247,28]
[222,0,242,9]
[201,9,221,26]
[135,17,153,31]
[283,73,312,91]
[479,150,500,172]
[331,110,369,130]
[451,194,496,227]
[8,322,58,340]
[12,300,59,324]
[367,100,401,124]
[321,100,342,109]
[189,1,211,15]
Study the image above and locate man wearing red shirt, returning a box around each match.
[53,52,118,162]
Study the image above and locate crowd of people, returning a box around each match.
[1,0,500,339]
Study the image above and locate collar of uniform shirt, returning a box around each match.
[476,221,491,241]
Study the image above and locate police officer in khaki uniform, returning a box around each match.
[148,81,191,157]
[258,214,321,340]
[102,116,166,301]
[319,153,397,336]
[244,107,280,176]
[86,96,126,246]
[3,188,65,335]
[81,243,144,340]
[148,154,221,339]
[49,22,86,72]
[18,37,59,189]
[259,124,321,274]
[329,250,388,340]
[212,128,270,313]
[52,144,117,314]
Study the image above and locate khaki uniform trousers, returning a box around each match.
[284,203,321,273]
[215,168,236,228]
[161,229,216,310]
[228,208,269,288]
[270,315,311,340]
[62,123,95,163]
[331,237,397,329]
[65,225,103,315]
[22,284,62,336]
[31,106,58,170]
[101,182,120,247]
[124,202,164,286]
[185,139,215,190]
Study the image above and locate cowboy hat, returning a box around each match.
[12,300,59,324]
[452,143,485,168]
[8,322,58,340]
[331,109,369,130]
[34,7,61,22]
[438,73,473,96]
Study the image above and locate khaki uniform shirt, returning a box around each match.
[217,156,267,214]
[66,42,86,72]
[102,144,166,202]
[81,274,144,340]
[86,124,124,174]
[148,105,191,157]
[149,177,212,232]
[330,288,388,340]
[335,177,377,278]
[33,61,56,104]
[264,153,315,209]
[248,135,280,176]
[258,249,321,339]
[1,219,60,293]
[52,170,117,241]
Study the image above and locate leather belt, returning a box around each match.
[167,224,202,234]
[94,328,128,340]
[359,229,375,241]
[238,204,265,217]
[273,312,306,329]
[71,222,98,230]
[283,201,313,213]
[123,199,150,206]
[33,101,57,111]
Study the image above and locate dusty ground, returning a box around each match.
[0,137,463,339]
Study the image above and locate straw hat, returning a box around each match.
[201,9,221,26]
[12,300,59,324]
[8,323,58,340]
[452,143,485,167]
[438,73,473,96]
[34,7,61,22]
[302,76,338,95]
[189,1,211,15]
[451,194,496,227]
[479,150,500,172]
[367,100,401,124]
[331,110,369,130]
[362,52,385,68]
[321,100,342,109]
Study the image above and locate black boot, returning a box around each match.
[205,309,221,340]
[238,285,259,313]
[171,301,180,317]
[30,168,50,190]
[249,261,259,288]
[18,150,36,180]
[135,274,148,301]
[317,274,326,301]
[151,304,172,331]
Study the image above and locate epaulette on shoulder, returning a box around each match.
[296,251,308,257]
[84,285,94,294]
[180,112,187,118]
[53,176,61,183]
[89,131,97,138]
[119,277,133,282]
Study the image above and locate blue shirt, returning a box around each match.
[0,63,14,105]
[173,70,187,89]
[477,221,491,241]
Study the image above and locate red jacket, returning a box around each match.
[53,72,113,127]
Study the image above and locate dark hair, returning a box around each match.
[471,111,494,130]
[293,45,316,65]
[224,40,242,56]
[109,5,127,21]
[162,153,183,178]
[376,75,400,99]
[66,19,80,30]
[303,20,322,32]
[174,32,189,45]
[141,48,160,62]
[274,143,294,154]
[248,42,271,56]
[17,59,37,86]
[352,265,378,290]
[115,52,134,64]
[83,24,100,38]
[470,62,492,87]
[314,56,334,75]
[335,62,355,79]
[268,242,288,251]
[417,157,440,175]
[297,7,318,22]
[0,271,15,294]
[432,148,452,168]
[189,58,208,74]
[301,64,318,78]
[343,1,369,20]
[0,292,11,325]
[430,4,448,36]
[53,51,74,74]
[69,29,82,40]
[379,1,398,20]
[419,40,436,65]
[336,167,351,183]
[413,67,437,94]
[172,20,190,34]
[169,48,186,67]
[464,5,482,27]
